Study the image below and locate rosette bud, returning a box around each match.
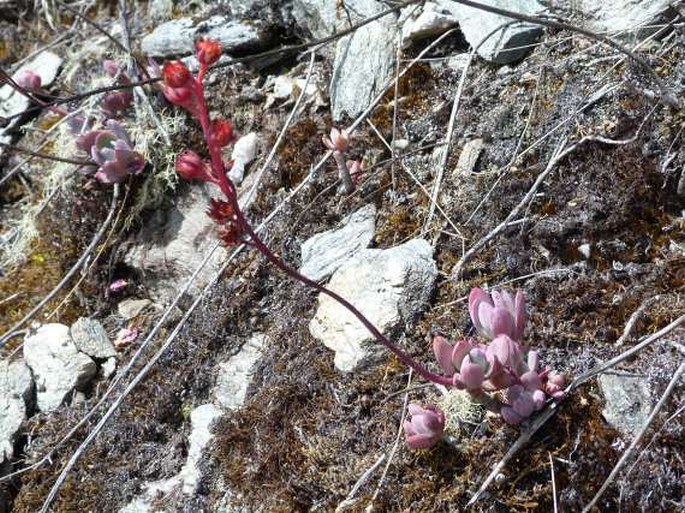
[162,61,192,88]
[211,119,235,147]
[196,38,222,66]
[322,127,349,153]
[403,403,445,450]
[176,150,208,181]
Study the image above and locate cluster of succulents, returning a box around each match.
[405,288,565,449]
[65,59,143,184]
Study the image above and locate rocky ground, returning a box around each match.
[1,0,684,512]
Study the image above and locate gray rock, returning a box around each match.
[70,317,116,359]
[23,324,96,412]
[229,0,266,19]
[213,334,264,410]
[330,0,398,121]
[598,373,653,436]
[125,184,228,303]
[309,239,437,372]
[102,357,117,380]
[0,359,33,462]
[141,15,269,57]
[300,204,376,282]
[288,0,339,39]
[401,1,459,45]
[117,298,152,320]
[574,0,676,36]
[147,0,173,21]
[440,0,545,64]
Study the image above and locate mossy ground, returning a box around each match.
[2,4,685,513]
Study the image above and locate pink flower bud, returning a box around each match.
[15,70,42,90]
[176,150,208,181]
[469,287,527,340]
[195,38,222,66]
[322,127,349,152]
[403,403,445,450]
[162,61,192,88]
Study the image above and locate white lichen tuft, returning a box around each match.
[437,389,483,438]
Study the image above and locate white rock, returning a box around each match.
[330,0,398,121]
[125,184,228,303]
[179,404,221,494]
[213,334,264,410]
[141,16,269,57]
[456,139,484,176]
[309,239,437,372]
[401,1,458,45]
[0,359,33,462]
[0,51,63,157]
[575,0,675,36]
[229,132,259,185]
[577,243,592,259]
[598,374,653,436]
[440,0,545,64]
[23,324,96,412]
[70,317,116,359]
[102,357,117,380]
[300,204,376,282]
[117,298,152,320]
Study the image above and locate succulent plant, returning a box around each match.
[403,403,445,450]
[76,119,144,183]
[469,287,526,341]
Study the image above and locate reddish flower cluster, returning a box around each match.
[160,38,242,246]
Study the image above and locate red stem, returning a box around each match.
[189,59,454,387]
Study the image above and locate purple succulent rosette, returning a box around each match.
[75,120,144,183]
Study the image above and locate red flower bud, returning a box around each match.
[195,38,222,66]
[207,198,234,223]
[176,150,207,181]
[162,61,192,88]
[211,119,235,147]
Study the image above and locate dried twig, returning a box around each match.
[581,360,685,512]
[614,293,669,346]
[549,452,559,513]
[365,370,413,512]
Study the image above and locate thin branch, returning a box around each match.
[570,314,685,391]
[581,360,685,512]
[549,452,559,513]
[0,140,92,166]
[451,109,656,278]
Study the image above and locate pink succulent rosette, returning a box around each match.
[403,403,445,450]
